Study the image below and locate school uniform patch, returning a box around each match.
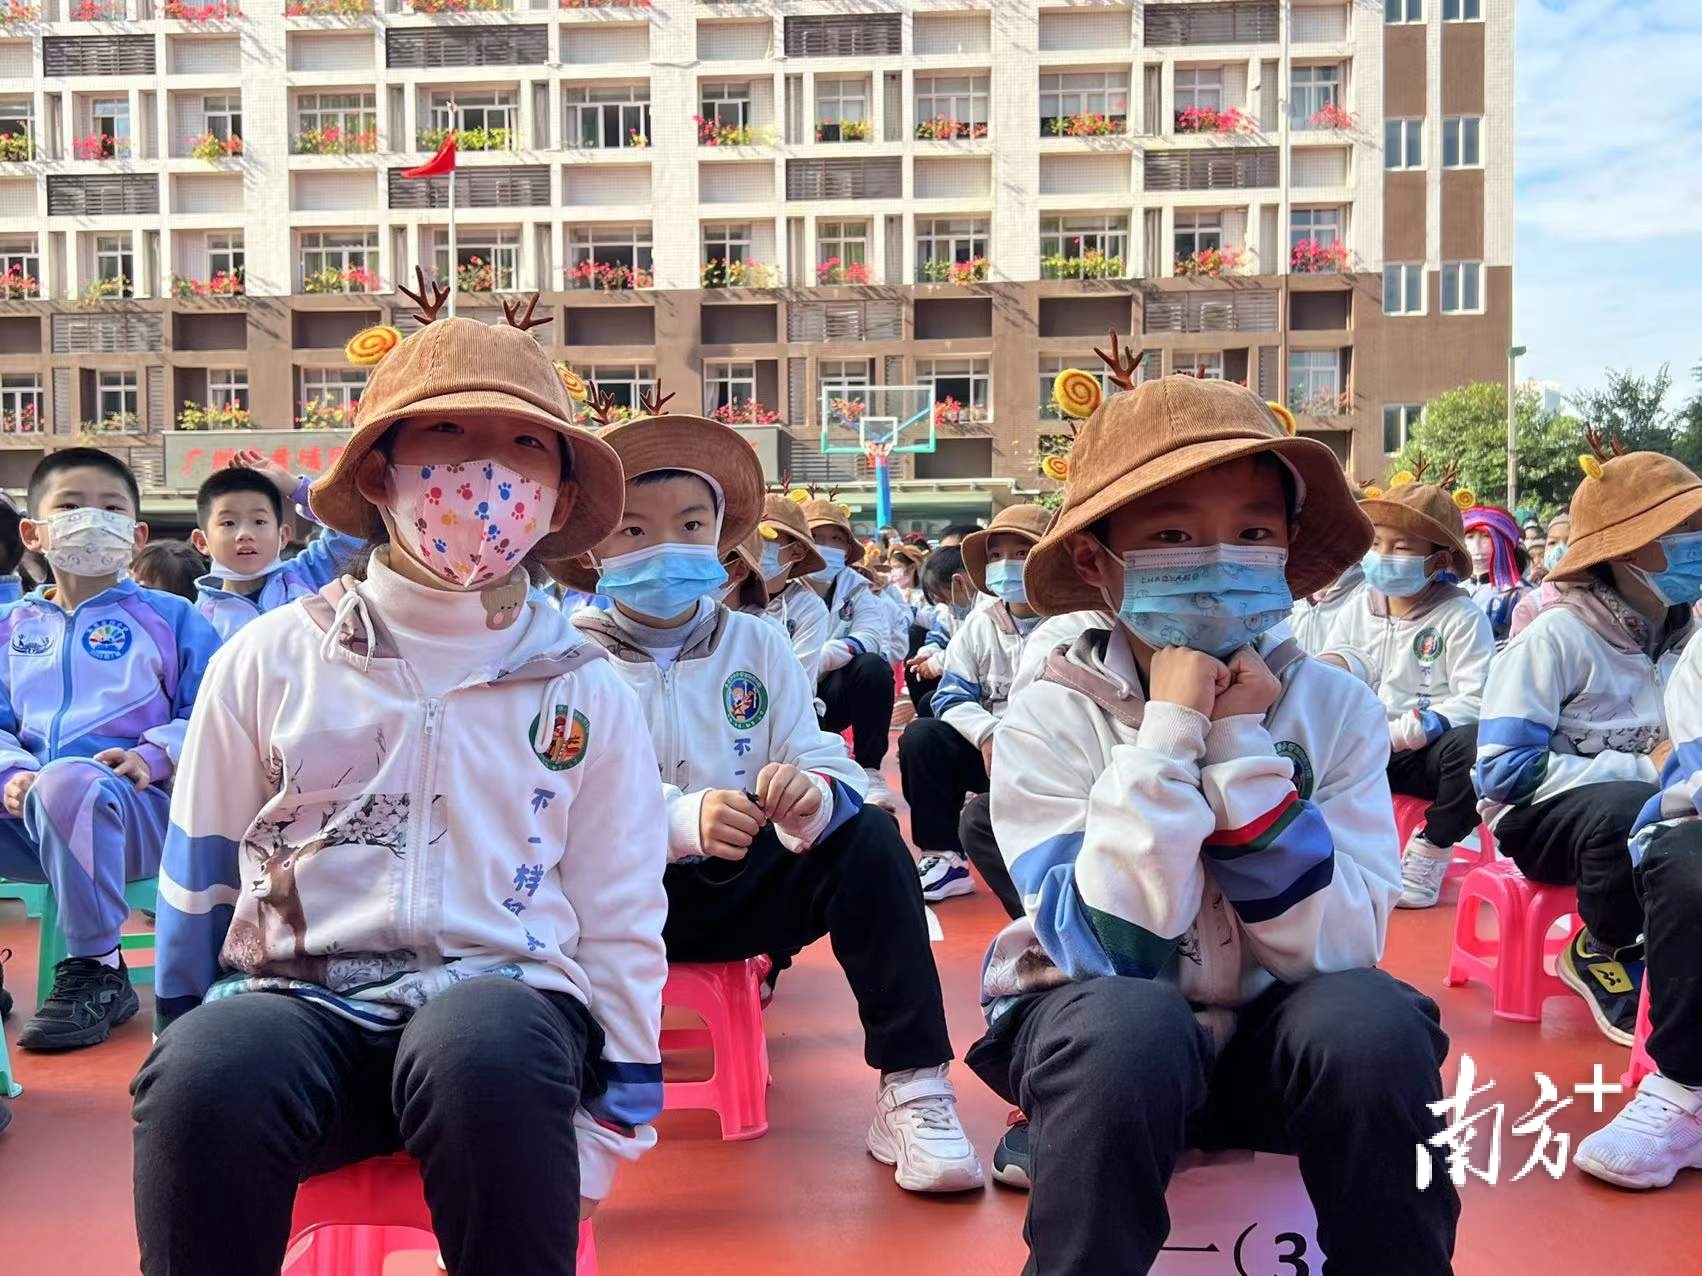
[1412,628,1444,666]
[1273,741,1315,800]
[723,671,768,729]
[82,619,132,661]
[532,706,590,771]
[10,628,52,655]
[838,599,855,621]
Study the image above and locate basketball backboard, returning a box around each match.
[819,385,939,458]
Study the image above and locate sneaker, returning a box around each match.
[991,1112,1032,1190]
[16,956,138,1052]
[0,946,12,1020]
[1396,835,1451,909]
[1575,1073,1702,1189]
[918,852,976,903]
[891,697,917,729]
[863,768,898,812]
[866,1065,985,1193]
[1557,927,1642,1046]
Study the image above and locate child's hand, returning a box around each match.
[756,763,821,830]
[907,652,943,679]
[580,1197,599,1221]
[3,770,37,816]
[1210,647,1282,721]
[1148,647,1228,717]
[980,739,995,773]
[699,789,765,860]
[230,449,298,500]
[94,747,153,790]
[1652,738,1676,770]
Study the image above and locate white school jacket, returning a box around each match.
[574,604,867,861]
[1287,566,1365,655]
[1326,582,1494,751]
[984,626,1398,1045]
[876,583,913,662]
[763,579,831,684]
[1631,626,1702,864]
[156,579,668,1200]
[933,600,1040,748]
[816,568,888,671]
[1011,610,1115,699]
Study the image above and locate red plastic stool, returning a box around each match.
[284,1153,597,1275]
[661,959,771,1141]
[1444,861,1579,1021]
[1392,794,1496,882]
[1623,978,1655,1090]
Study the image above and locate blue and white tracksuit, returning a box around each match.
[0,582,221,957]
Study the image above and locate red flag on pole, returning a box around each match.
[402,133,457,179]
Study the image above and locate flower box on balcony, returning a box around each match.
[163,1,242,20]
[920,256,989,285]
[1288,389,1350,418]
[815,119,872,143]
[1174,106,1254,136]
[1048,112,1127,138]
[1174,246,1250,279]
[0,2,39,23]
[418,126,512,153]
[302,265,378,294]
[284,0,372,14]
[293,124,378,155]
[1041,250,1125,281]
[701,258,778,289]
[816,258,871,286]
[1290,239,1350,274]
[73,134,129,161]
[451,256,507,293]
[561,0,652,9]
[627,129,649,148]
[1306,103,1355,131]
[0,133,32,162]
[932,396,965,428]
[1,404,39,434]
[694,116,772,147]
[177,399,252,431]
[190,132,243,162]
[82,275,129,303]
[70,0,120,18]
[93,412,141,434]
[565,261,651,291]
[1,265,40,298]
[297,398,359,430]
[170,271,244,299]
[711,400,781,426]
[915,116,986,141]
[410,0,507,11]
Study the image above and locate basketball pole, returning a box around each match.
[874,449,892,530]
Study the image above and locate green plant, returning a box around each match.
[190,132,242,162]
[0,132,32,162]
[82,274,128,302]
[177,398,252,430]
[418,126,512,152]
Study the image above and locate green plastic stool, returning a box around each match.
[35,877,159,1007]
[0,878,48,919]
[1,1017,19,1098]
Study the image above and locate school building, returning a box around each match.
[0,0,1512,535]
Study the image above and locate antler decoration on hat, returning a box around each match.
[398,265,449,326]
[580,385,626,428]
[501,293,552,332]
[1091,329,1147,392]
[638,379,675,416]
[1580,424,1627,480]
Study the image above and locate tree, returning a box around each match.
[1672,363,1702,473]
[1393,382,1583,516]
[1568,366,1675,455]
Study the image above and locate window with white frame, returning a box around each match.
[1290,208,1341,250]
[817,220,869,270]
[1383,404,1422,454]
[563,83,650,149]
[299,230,377,286]
[207,233,243,282]
[1383,263,1424,315]
[208,368,249,412]
[700,83,752,131]
[1441,261,1483,314]
[914,75,990,131]
[0,98,33,151]
[703,222,752,265]
[917,357,990,422]
[429,90,517,143]
[567,224,653,277]
[95,234,132,291]
[1290,65,1341,126]
[0,375,42,433]
[1038,357,1110,421]
[1287,350,1342,413]
[295,92,377,148]
[703,361,758,414]
[202,94,242,143]
[0,237,39,296]
[818,358,874,418]
[1443,116,1482,168]
[1039,70,1131,131]
[434,229,519,292]
[1176,352,1225,380]
[582,364,655,412]
[300,367,367,413]
[815,77,868,140]
[915,217,989,276]
[97,371,138,426]
[1444,0,1480,20]
[92,98,130,150]
[1173,211,1224,259]
[1385,0,1422,22]
[1040,215,1129,270]
[1385,118,1422,169]
[1173,68,1223,114]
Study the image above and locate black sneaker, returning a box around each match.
[992,1112,1032,1190]
[1557,927,1642,1047]
[16,956,138,1052]
[0,946,12,1020]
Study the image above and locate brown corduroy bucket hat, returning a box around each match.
[802,499,864,565]
[1023,376,1371,616]
[723,529,770,610]
[759,494,828,578]
[963,504,1053,594]
[1547,448,1702,582]
[1358,470,1474,580]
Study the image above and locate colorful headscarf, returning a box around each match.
[1464,505,1522,589]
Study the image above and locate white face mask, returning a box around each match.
[215,551,283,583]
[30,508,137,578]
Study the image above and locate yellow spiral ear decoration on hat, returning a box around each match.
[1265,401,1298,436]
[1041,454,1069,482]
[787,489,811,504]
[1580,455,1605,481]
[1051,369,1102,420]
[1452,488,1475,511]
[1388,471,1416,488]
[345,325,401,367]
[838,503,853,517]
[758,523,778,541]
[1362,485,1384,500]
[556,366,588,402]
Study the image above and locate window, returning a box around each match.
[1443,116,1482,168]
[914,74,990,133]
[917,357,990,423]
[434,229,519,292]
[95,234,132,294]
[915,217,989,280]
[703,361,757,415]
[818,359,872,393]
[202,94,242,144]
[1038,357,1110,421]
[817,220,869,280]
[815,77,868,141]
[1444,0,1481,20]
[1385,0,1422,22]
[429,90,517,146]
[566,224,653,285]
[207,233,244,282]
[1173,68,1223,114]
[300,367,367,414]
[1287,350,1342,415]
[1382,404,1422,454]
[0,98,34,156]
[92,98,130,152]
[1383,263,1425,315]
[299,230,378,289]
[1173,211,1224,259]
[0,237,39,297]
[97,371,139,427]
[1441,261,1483,314]
[582,364,655,413]
[1040,214,1129,276]
[208,369,249,413]
[701,83,752,131]
[0,375,42,434]
[1385,118,1422,169]
[1039,70,1130,133]
[295,92,377,150]
[1290,208,1341,250]
[563,83,650,150]
[703,222,752,265]
[1176,352,1226,380]
[1290,65,1341,127]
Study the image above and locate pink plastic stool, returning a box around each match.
[661,959,771,1141]
[284,1153,597,1275]
[1392,793,1496,883]
[1623,978,1655,1090]
[1444,860,1579,1021]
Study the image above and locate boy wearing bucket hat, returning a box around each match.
[1476,440,1702,1051]
[136,300,670,1275]
[964,364,1455,1273]
[898,504,1049,905]
[561,414,985,1195]
[759,494,832,683]
[1325,466,1496,909]
[720,529,773,616]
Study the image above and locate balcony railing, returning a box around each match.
[284,0,373,14]
[1142,287,1281,334]
[1144,148,1279,192]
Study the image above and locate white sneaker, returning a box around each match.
[866,1065,986,1193]
[864,768,898,812]
[891,697,917,729]
[1396,835,1451,909]
[1575,1073,1702,1189]
[918,852,976,902]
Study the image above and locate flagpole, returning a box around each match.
[446,165,458,319]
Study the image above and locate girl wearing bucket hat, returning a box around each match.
[965,351,1456,1271]
[757,493,832,683]
[565,413,985,1196]
[1326,463,1497,910]
[1478,438,1702,1065]
[135,290,671,1276]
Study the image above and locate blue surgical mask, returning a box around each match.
[1649,530,1702,605]
[985,559,1028,605]
[1544,543,1566,572]
[1109,543,1293,658]
[759,540,786,580]
[597,542,728,617]
[810,545,847,582]
[1361,550,1437,599]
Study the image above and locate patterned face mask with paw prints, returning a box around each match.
[387,460,557,589]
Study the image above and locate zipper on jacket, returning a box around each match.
[45,604,80,757]
[660,663,686,789]
[403,697,442,950]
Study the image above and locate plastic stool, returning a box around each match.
[0,1014,19,1099]
[1392,794,1496,883]
[661,959,770,1141]
[1444,861,1579,1021]
[1623,978,1655,1091]
[36,876,159,1005]
[0,878,48,919]
[284,1153,598,1275]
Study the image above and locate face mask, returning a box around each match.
[1649,531,1702,606]
[1544,543,1566,572]
[759,540,787,581]
[215,551,283,583]
[811,545,847,582]
[1361,550,1437,600]
[597,542,728,617]
[31,508,137,578]
[1108,543,1292,658]
[985,559,1028,605]
[388,460,556,590]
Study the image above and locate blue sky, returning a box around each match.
[1516,1,1702,395]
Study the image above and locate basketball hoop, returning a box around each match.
[862,439,893,469]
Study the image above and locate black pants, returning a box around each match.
[897,716,987,855]
[132,978,595,1276]
[959,792,1023,920]
[663,809,951,1071]
[968,970,1457,1276]
[1386,723,1480,848]
[1631,819,1702,1084]
[819,651,896,768]
[1495,781,1655,949]
[905,624,940,718]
